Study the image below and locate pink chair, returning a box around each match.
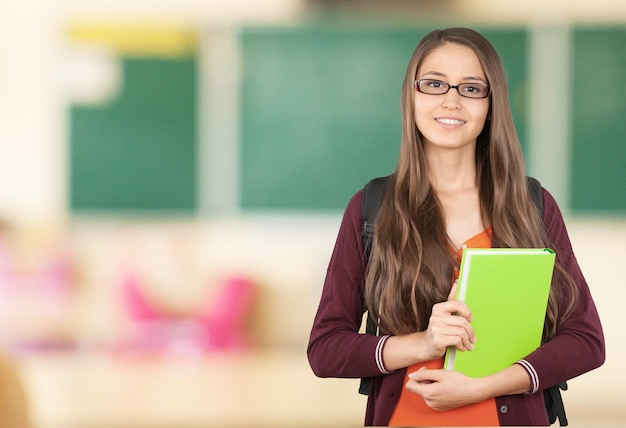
[198,276,256,350]
[119,274,256,354]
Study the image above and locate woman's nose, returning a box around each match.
[441,89,462,109]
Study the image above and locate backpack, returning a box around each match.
[358,175,568,426]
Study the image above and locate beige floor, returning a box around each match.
[14,346,625,428]
[17,349,366,428]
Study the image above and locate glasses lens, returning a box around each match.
[417,79,448,95]
[457,83,490,98]
[416,79,490,98]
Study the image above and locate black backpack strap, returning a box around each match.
[526,176,544,218]
[358,176,389,396]
[526,177,569,426]
[545,382,569,426]
[362,176,390,256]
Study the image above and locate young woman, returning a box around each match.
[307,27,605,426]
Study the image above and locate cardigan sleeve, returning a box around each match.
[517,188,605,391]
[307,190,393,378]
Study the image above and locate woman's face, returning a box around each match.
[414,42,490,153]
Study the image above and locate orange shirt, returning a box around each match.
[388,227,499,426]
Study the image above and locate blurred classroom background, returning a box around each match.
[0,0,625,427]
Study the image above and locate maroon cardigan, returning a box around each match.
[307,186,605,426]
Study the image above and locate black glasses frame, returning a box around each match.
[415,79,491,99]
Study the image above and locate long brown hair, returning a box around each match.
[364,27,576,341]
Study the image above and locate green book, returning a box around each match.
[443,248,555,377]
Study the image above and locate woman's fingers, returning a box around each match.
[429,300,476,351]
[430,322,475,351]
[448,281,458,301]
[432,299,474,325]
[443,300,473,321]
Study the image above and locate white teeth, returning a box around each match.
[436,118,465,125]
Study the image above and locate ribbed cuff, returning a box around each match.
[375,335,392,374]
[516,359,539,394]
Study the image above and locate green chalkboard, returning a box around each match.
[70,57,197,212]
[572,27,626,213]
[240,26,528,210]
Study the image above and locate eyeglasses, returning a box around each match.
[415,79,491,99]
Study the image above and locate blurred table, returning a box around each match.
[14,346,625,428]
[16,349,365,428]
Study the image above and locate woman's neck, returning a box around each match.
[426,149,477,193]
[425,145,484,249]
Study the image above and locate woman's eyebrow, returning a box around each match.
[420,70,446,78]
[463,76,489,84]
[420,70,488,83]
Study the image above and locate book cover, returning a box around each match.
[443,248,555,378]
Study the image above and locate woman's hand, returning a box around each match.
[422,283,476,360]
[381,283,476,371]
[406,363,532,411]
[405,367,485,411]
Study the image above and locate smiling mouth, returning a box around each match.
[436,118,466,125]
